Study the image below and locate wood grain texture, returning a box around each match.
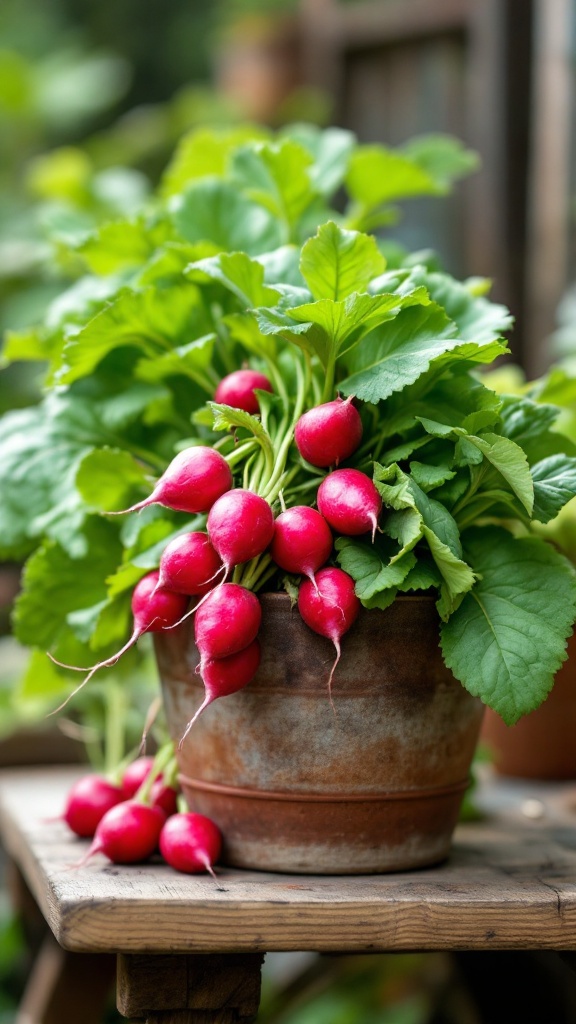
[117,953,263,1016]
[1,766,576,955]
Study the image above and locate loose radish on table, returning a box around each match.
[317,468,383,542]
[270,506,333,590]
[294,396,363,468]
[214,369,273,414]
[109,446,232,515]
[71,800,166,867]
[61,774,125,838]
[194,583,262,660]
[178,639,261,747]
[298,567,360,702]
[206,489,275,577]
[157,531,224,595]
[121,756,154,799]
[47,571,189,710]
[159,811,222,879]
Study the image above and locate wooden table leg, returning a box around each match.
[15,933,116,1024]
[117,952,264,1023]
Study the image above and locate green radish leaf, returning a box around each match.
[299,221,385,301]
[531,455,576,523]
[230,139,316,235]
[440,527,576,724]
[409,461,456,492]
[397,559,442,592]
[401,134,480,188]
[339,303,459,403]
[75,447,153,513]
[408,268,514,344]
[134,334,217,386]
[279,124,356,197]
[185,251,280,308]
[57,284,202,385]
[460,433,534,515]
[346,146,444,208]
[335,536,416,601]
[160,125,271,198]
[172,178,281,255]
[208,401,274,451]
[76,218,154,275]
[13,518,123,660]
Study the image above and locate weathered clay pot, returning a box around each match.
[155,594,485,875]
[481,630,576,780]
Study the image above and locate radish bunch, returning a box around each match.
[46,370,384,742]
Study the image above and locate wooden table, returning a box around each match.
[2,765,576,1023]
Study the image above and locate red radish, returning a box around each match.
[194,583,262,660]
[121,756,154,799]
[207,489,275,575]
[317,468,383,542]
[62,774,125,838]
[294,396,363,468]
[109,446,232,515]
[214,369,273,414]
[47,572,189,710]
[178,639,261,747]
[270,506,333,590]
[72,800,166,867]
[159,811,222,878]
[157,531,224,595]
[150,779,179,818]
[298,567,360,702]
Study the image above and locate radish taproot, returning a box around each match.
[270,505,333,590]
[298,567,360,702]
[178,638,261,747]
[207,489,275,576]
[47,571,189,710]
[157,531,224,595]
[72,800,166,867]
[109,446,232,515]
[317,468,382,542]
[62,774,125,838]
[214,369,273,414]
[159,811,222,878]
[194,583,262,660]
[294,396,363,468]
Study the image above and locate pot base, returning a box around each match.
[179,773,470,874]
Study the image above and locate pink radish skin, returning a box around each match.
[214,369,273,414]
[178,639,261,747]
[298,567,360,703]
[62,774,125,838]
[157,531,224,595]
[73,801,166,867]
[207,490,275,575]
[294,396,363,468]
[194,583,262,660]
[121,756,154,799]
[159,812,222,878]
[109,446,232,515]
[150,780,179,818]
[270,506,333,590]
[317,468,383,542]
[47,571,189,710]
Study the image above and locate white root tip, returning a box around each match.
[45,631,141,717]
[327,639,342,716]
[177,696,212,750]
[370,514,378,544]
[105,496,155,516]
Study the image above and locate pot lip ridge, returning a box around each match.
[256,590,437,605]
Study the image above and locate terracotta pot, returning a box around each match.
[155,594,485,875]
[481,630,576,780]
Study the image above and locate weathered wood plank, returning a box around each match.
[1,766,576,954]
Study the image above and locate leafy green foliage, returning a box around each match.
[2,121,576,725]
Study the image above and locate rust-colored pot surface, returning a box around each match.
[481,630,576,780]
[155,594,485,874]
